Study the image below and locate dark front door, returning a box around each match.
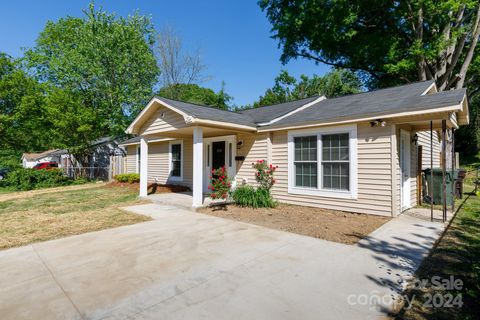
[211,141,226,170]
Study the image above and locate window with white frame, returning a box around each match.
[169,141,183,180]
[288,125,357,199]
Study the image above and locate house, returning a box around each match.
[21,149,68,168]
[21,137,127,180]
[121,81,469,217]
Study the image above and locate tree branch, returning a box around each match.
[456,5,480,89]
[296,51,381,80]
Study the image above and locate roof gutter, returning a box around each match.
[118,138,176,146]
[186,118,257,131]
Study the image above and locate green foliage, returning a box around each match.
[24,3,159,157]
[158,83,233,110]
[0,150,22,170]
[0,53,52,153]
[1,168,71,191]
[231,185,277,208]
[252,160,278,190]
[247,69,362,108]
[114,173,140,183]
[208,166,232,200]
[259,0,479,88]
[259,0,480,154]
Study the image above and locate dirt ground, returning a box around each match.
[199,203,391,245]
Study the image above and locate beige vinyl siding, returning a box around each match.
[147,142,169,183]
[126,145,137,173]
[417,130,441,169]
[235,133,269,185]
[270,122,393,216]
[139,106,187,135]
[146,139,193,188]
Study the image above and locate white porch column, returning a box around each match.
[192,127,203,207]
[139,137,149,197]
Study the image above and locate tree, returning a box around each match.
[260,0,479,152]
[0,53,51,155]
[25,3,159,161]
[248,69,362,108]
[259,0,480,90]
[156,26,208,91]
[158,82,232,110]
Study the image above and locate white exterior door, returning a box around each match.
[203,136,237,193]
[400,130,411,211]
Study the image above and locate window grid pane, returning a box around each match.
[294,136,318,188]
[321,133,349,191]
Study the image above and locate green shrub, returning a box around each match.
[114,173,140,183]
[2,168,71,191]
[231,185,277,208]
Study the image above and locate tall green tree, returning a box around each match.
[248,69,362,108]
[260,0,480,152]
[25,3,159,159]
[259,0,480,90]
[0,53,51,157]
[158,83,232,110]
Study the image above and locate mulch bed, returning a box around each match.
[199,203,391,245]
[105,182,190,194]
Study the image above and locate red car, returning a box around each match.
[33,162,59,170]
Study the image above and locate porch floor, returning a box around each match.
[148,192,227,210]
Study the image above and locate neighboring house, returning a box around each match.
[21,137,127,179]
[122,81,469,217]
[21,149,68,168]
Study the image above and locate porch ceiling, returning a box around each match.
[391,111,459,130]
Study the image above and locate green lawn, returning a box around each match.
[0,185,151,249]
[396,181,480,319]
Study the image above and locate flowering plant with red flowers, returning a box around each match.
[252,160,278,191]
[208,166,232,200]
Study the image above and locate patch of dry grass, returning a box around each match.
[0,185,151,249]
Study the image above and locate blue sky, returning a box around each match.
[0,0,329,106]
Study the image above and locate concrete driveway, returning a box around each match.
[0,204,444,320]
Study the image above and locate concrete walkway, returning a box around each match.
[0,204,445,320]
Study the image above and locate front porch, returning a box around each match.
[138,125,254,207]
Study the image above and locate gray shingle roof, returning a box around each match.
[155,97,256,127]
[133,81,465,132]
[262,84,465,129]
[238,96,320,123]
